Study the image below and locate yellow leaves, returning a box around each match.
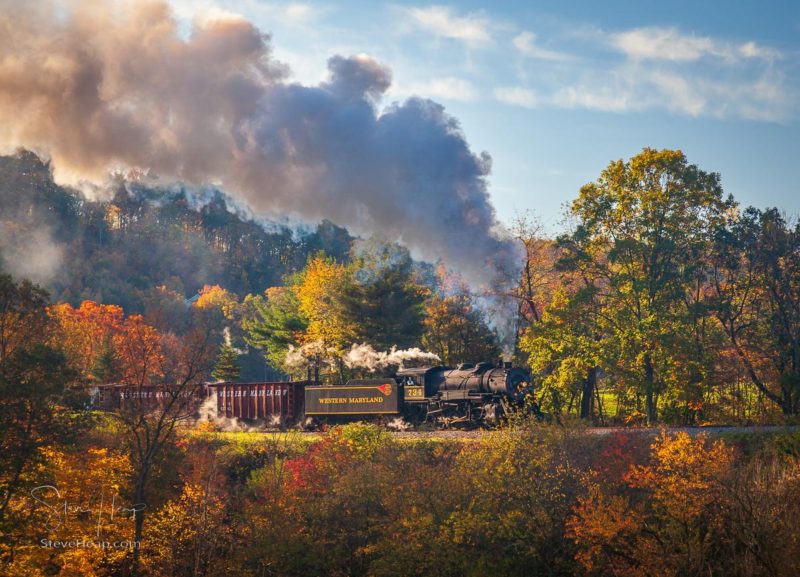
[294,256,355,351]
[626,432,733,522]
[192,284,238,320]
[8,446,136,577]
[142,482,231,576]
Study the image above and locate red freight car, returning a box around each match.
[91,382,207,413]
[205,382,307,425]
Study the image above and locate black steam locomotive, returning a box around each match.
[305,362,533,427]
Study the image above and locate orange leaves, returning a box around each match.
[421,289,500,365]
[48,301,124,380]
[49,300,166,384]
[568,432,736,577]
[112,314,165,386]
[566,484,642,574]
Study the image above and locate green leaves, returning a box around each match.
[524,149,730,423]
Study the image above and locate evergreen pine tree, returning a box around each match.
[91,339,119,383]
[340,261,426,350]
[212,342,241,382]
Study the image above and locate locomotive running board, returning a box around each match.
[438,390,486,401]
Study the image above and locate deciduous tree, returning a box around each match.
[710,207,800,416]
[558,148,730,423]
[47,300,124,382]
[422,289,500,365]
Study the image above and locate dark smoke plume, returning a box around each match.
[0,0,520,285]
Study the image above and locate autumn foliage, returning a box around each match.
[569,432,736,577]
[4,446,134,577]
[48,300,124,380]
[48,301,168,385]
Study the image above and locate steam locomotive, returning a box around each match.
[395,361,533,427]
[94,361,534,429]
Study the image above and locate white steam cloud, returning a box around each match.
[0,0,520,286]
[284,341,440,374]
[343,343,440,372]
[198,393,257,432]
[284,340,338,374]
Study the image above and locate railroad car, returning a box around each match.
[206,381,305,425]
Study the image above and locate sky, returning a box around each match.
[164,1,797,230]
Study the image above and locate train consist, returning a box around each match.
[93,361,533,428]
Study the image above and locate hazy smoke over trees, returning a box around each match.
[0,0,520,286]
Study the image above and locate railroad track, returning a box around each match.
[264,425,800,439]
[197,425,799,439]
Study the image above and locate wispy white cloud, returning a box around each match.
[546,66,791,122]
[552,84,633,113]
[701,70,791,122]
[283,3,316,23]
[401,5,492,45]
[612,27,713,61]
[404,77,479,102]
[647,71,706,116]
[611,26,781,63]
[494,86,539,108]
[737,41,780,61]
[513,31,571,61]
[168,2,793,124]
[495,23,792,122]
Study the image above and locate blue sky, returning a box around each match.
[169,0,800,231]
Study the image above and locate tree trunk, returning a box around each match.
[781,378,796,416]
[644,354,656,424]
[129,463,149,576]
[580,367,596,421]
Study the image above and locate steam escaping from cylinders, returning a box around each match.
[0,0,522,287]
[386,417,413,432]
[343,343,441,372]
[198,394,256,432]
